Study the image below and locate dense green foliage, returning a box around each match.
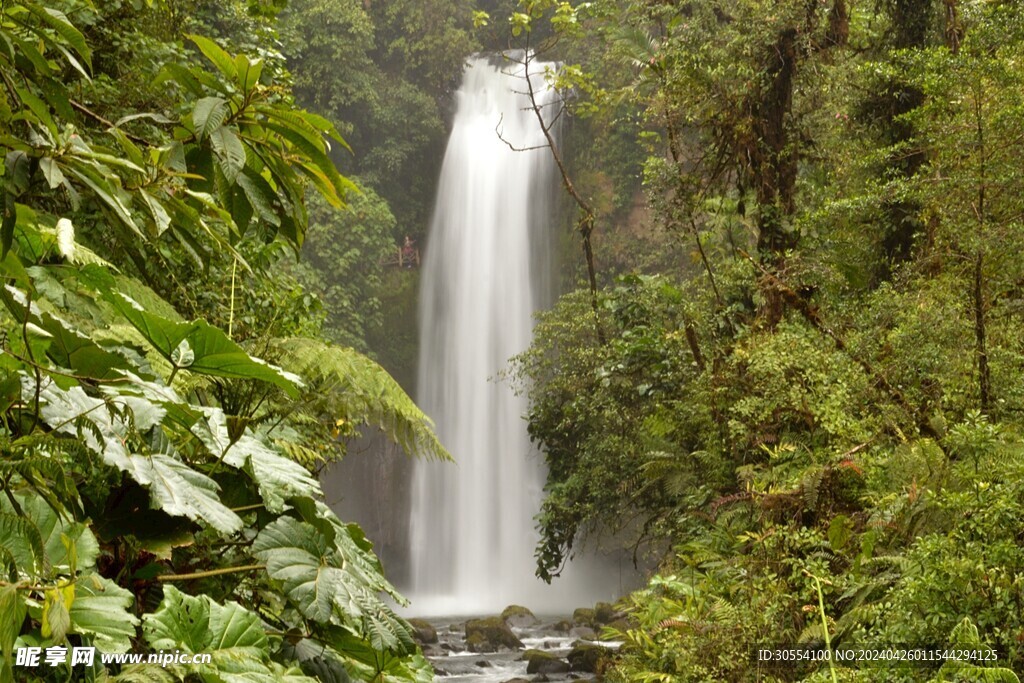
[506,0,1024,680]
[0,1,449,681]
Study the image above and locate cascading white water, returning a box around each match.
[407,55,605,616]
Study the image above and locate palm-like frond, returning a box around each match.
[273,337,451,461]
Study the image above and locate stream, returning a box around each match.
[414,613,621,683]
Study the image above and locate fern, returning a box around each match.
[0,511,47,577]
[800,465,826,512]
[272,337,450,461]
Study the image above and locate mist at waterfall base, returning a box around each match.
[404,55,623,617]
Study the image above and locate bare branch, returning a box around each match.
[494,114,550,152]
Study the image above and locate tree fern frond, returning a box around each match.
[272,337,451,461]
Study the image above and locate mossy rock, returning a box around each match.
[465,632,487,651]
[594,601,617,624]
[501,604,540,628]
[406,618,438,644]
[567,642,608,673]
[522,649,570,675]
[465,617,524,652]
[572,607,596,627]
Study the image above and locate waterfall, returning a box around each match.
[406,55,604,616]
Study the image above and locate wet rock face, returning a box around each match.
[464,617,525,652]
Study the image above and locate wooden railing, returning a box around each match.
[382,246,420,268]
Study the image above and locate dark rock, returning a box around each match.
[407,618,438,644]
[567,642,607,673]
[465,617,524,652]
[501,604,540,628]
[572,608,596,627]
[476,660,492,668]
[501,679,531,683]
[594,602,616,624]
[534,676,551,682]
[522,650,571,675]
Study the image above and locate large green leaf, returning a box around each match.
[21,2,92,68]
[111,294,301,396]
[125,452,243,534]
[251,517,350,624]
[39,315,129,378]
[251,514,413,657]
[326,630,430,683]
[210,125,246,184]
[193,97,230,141]
[235,168,281,227]
[194,409,319,512]
[63,162,143,237]
[0,585,27,683]
[33,378,242,533]
[34,378,148,470]
[68,576,139,654]
[19,495,98,573]
[188,35,237,81]
[144,585,212,653]
[145,586,316,683]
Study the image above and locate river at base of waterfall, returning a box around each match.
[411,614,622,683]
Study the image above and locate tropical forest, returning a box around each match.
[0,0,1023,682]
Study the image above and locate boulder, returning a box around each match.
[567,642,607,673]
[465,617,524,652]
[572,607,596,627]
[522,649,571,675]
[465,632,487,651]
[501,604,540,628]
[407,618,438,644]
[594,602,617,624]
[500,679,531,683]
